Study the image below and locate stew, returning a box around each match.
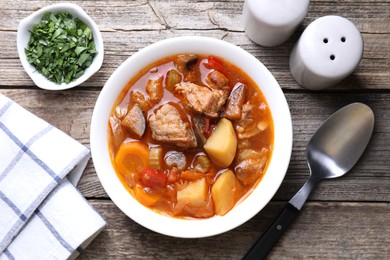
[108,54,273,218]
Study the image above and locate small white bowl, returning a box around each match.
[91,36,292,238]
[17,3,104,90]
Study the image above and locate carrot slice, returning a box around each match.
[180,170,205,181]
[114,141,149,176]
[133,185,160,206]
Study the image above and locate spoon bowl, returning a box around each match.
[289,103,375,211]
[244,102,375,259]
[308,103,375,180]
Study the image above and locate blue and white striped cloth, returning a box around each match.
[0,93,106,259]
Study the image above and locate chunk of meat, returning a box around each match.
[121,103,146,139]
[109,116,126,148]
[148,104,197,148]
[235,102,269,139]
[235,157,267,185]
[175,82,228,118]
[146,76,164,102]
[130,91,153,112]
[206,70,229,90]
[235,102,257,139]
[240,102,253,122]
[222,83,246,120]
[235,102,253,135]
[235,148,268,185]
[114,106,127,120]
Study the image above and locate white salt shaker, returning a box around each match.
[289,15,364,90]
[243,0,310,47]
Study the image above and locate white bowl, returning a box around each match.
[90,36,292,238]
[17,3,104,90]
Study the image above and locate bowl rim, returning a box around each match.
[90,36,292,238]
[16,2,104,90]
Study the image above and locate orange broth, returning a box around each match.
[108,54,274,219]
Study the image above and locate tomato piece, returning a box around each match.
[142,168,168,189]
[205,56,225,72]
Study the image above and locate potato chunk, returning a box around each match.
[212,170,237,216]
[177,178,207,207]
[204,118,237,167]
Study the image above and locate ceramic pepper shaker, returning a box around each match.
[289,15,364,90]
[243,0,310,47]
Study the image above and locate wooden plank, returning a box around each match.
[0,0,389,258]
[0,89,389,202]
[0,31,389,90]
[78,200,390,259]
[0,1,389,33]
[0,0,388,90]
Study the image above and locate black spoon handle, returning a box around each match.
[243,203,300,260]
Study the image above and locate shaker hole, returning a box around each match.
[323,38,328,43]
[330,55,336,60]
[341,37,346,42]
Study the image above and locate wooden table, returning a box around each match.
[1,1,389,259]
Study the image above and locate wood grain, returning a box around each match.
[1,88,389,202]
[79,200,390,260]
[0,0,389,259]
[0,1,389,90]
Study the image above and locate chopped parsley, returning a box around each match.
[25,12,97,85]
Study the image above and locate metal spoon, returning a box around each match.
[244,102,375,259]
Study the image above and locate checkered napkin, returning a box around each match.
[0,93,106,259]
